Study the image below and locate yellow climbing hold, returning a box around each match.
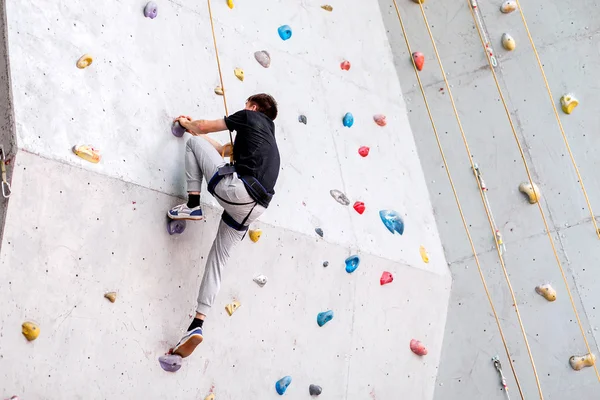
[419,246,429,263]
[204,394,215,400]
[570,353,596,371]
[535,284,557,302]
[249,229,262,243]
[226,0,234,9]
[518,181,541,204]
[214,86,224,96]
[501,33,516,51]
[234,68,244,82]
[104,292,117,303]
[412,0,425,3]
[321,5,333,11]
[225,300,241,316]
[22,321,40,341]
[72,145,101,163]
[560,94,579,114]
[76,54,93,69]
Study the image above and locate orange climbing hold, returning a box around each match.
[340,61,351,71]
[412,52,424,71]
[73,145,101,163]
[373,114,387,127]
[410,339,428,356]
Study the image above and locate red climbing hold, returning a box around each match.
[353,201,365,214]
[373,114,387,127]
[410,339,428,356]
[340,60,351,71]
[412,52,424,71]
[380,271,393,285]
[358,146,370,157]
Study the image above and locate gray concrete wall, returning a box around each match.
[378,0,600,398]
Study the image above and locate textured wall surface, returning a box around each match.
[0,0,451,399]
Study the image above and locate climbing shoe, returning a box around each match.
[172,327,204,358]
[167,203,203,221]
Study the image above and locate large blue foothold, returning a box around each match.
[317,310,334,327]
[345,255,360,273]
[278,25,292,40]
[276,376,292,395]
[379,210,404,235]
[342,112,354,127]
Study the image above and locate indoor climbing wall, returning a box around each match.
[379,0,600,399]
[0,0,451,398]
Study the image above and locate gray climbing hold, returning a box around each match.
[323,261,329,267]
[309,384,322,396]
[299,115,307,124]
[315,228,324,238]
[330,189,350,206]
[254,50,271,68]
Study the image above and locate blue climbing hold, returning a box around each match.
[379,210,404,235]
[315,228,324,238]
[343,113,354,127]
[276,376,292,395]
[278,25,292,40]
[345,255,360,273]
[317,310,334,327]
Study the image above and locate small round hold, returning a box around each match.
[309,384,323,396]
[158,354,182,372]
[342,112,354,127]
[144,1,158,18]
[410,339,428,356]
[322,261,329,267]
[340,60,351,71]
[358,146,370,157]
[167,219,187,235]
[76,54,93,69]
[500,0,518,13]
[298,115,307,125]
[373,114,387,126]
[172,121,186,138]
[249,229,262,242]
[278,25,292,41]
[254,50,271,68]
[353,201,365,214]
[21,321,40,341]
[501,33,516,51]
[214,86,224,96]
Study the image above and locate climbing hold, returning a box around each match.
[309,384,323,396]
[76,54,93,69]
[501,33,516,51]
[345,255,360,273]
[373,114,387,127]
[412,0,425,3]
[321,5,333,11]
[560,94,579,114]
[420,246,430,263]
[276,376,292,395]
[380,271,393,285]
[410,339,428,356]
[225,300,241,316]
[379,210,404,235]
[104,292,117,303]
[249,229,262,242]
[214,86,224,96]
[144,2,158,18]
[158,354,182,372]
[500,1,518,13]
[298,115,307,124]
[167,219,186,235]
[342,113,354,127]
[278,25,292,41]
[204,394,215,400]
[172,121,186,138]
[353,201,365,214]
[340,61,351,71]
[21,321,40,341]
[72,145,101,163]
[317,310,334,327]
[358,146,370,157]
[330,189,350,206]
[518,181,541,204]
[535,283,557,302]
[234,68,244,81]
[570,353,596,371]
[254,50,271,68]
[315,228,324,238]
[412,52,424,71]
[323,261,329,267]
[253,274,268,287]
[227,0,234,9]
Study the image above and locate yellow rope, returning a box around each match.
[513,0,599,239]
[413,3,547,397]
[466,0,600,382]
[390,1,524,398]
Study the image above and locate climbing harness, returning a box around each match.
[389,1,524,398]
[492,356,511,400]
[470,0,497,67]
[466,0,600,382]
[0,145,11,198]
[472,163,505,255]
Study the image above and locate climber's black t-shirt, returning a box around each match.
[224,110,280,196]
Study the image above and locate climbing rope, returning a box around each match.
[513,0,599,239]
[412,2,546,398]
[389,1,524,398]
[466,0,600,382]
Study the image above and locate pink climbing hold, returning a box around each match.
[373,114,387,127]
[358,146,370,157]
[340,60,351,71]
[353,201,365,215]
[412,52,425,71]
[410,339,428,356]
[380,271,393,285]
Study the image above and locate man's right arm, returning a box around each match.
[179,118,228,135]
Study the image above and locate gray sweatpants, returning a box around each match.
[184,136,265,315]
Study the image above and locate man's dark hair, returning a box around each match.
[247,93,278,121]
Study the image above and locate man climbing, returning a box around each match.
[167,93,280,358]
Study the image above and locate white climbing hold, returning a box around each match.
[570,353,596,371]
[518,181,541,204]
[253,274,268,287]
[500,1,518,13]
[254,51,271,68]
[501,33,516,51]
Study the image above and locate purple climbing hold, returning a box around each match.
[379,210,404,235]
[144,2,158,19]
[342,112,354,127]
[278,25,292,41]
[330,189,350,206]
[317,310,334,327]
[158,354,182,372]
[167,219,186,235]
[345,255,360,273]
[276,376,292,395]
[172,121,186,137]
[315,228,324,238]
[309,384,323,396]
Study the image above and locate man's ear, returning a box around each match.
[248,103,258,111]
